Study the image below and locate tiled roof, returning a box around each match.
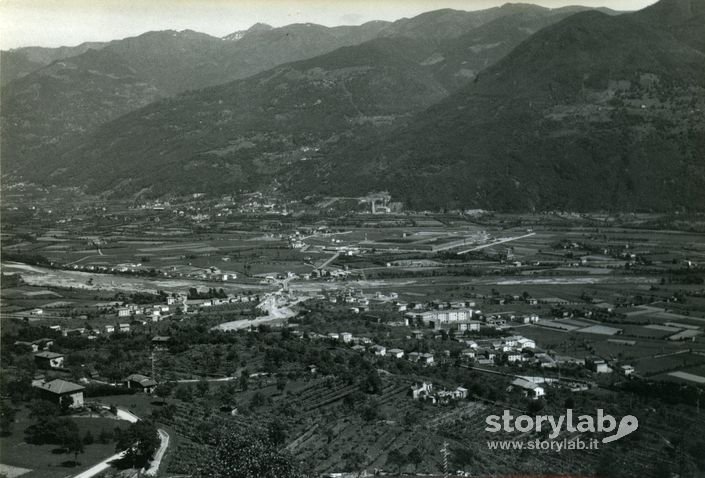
[35,351,63,359]
[35,379,84,394]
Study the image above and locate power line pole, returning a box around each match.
[151,350,157,382]
[440,441,450,478]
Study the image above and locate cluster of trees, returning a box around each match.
[24,400,85,464]
[188,287,228,300]
[113,291,166,304]
[385,448,424,475]
[194,424,301,478]
[114,420,161,469]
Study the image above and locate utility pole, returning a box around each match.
[151,350,157,382]
[440,441,450,478]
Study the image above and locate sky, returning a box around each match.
[0,0,658,50]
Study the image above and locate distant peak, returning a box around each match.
[222,22,273,41]
[248,22,274,32]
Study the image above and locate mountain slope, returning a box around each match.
[34,37,448,196]
[0,41,107,85]
[427,4,617,90]
[631,0,705,53]
[0,23,389,175]
[2,4,593,182]
[307,6,705,211]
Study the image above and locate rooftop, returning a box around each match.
[34,379,84,395]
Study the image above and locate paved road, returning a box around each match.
[72,450,127,478]
[144,429,170,476]
[457,232,536,255]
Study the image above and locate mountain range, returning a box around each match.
[2,0,703,211]
[309,1,705,211]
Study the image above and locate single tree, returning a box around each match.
[0,400,16,436]
[387,449,407,476]
[408,447,423,473]
[67,432,85,464]
[342,451,366,478]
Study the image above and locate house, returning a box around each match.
[118,323,130,333]
[411,330,424,340]
[33,379,84,408]
[118,307,131,317]
[511,378,545,399]
[340,332,353,343]
[387,348,404,358]
[327,333,340,341]
[457,321,481,332]
[15,341,39,353]
[535,353,557,368]
[370,345,386,356]
[34,351,64,369]
[461,349,476,360]
[34,338,54,350]
[620,365,635,376]
[124,374,157,393]
[480,349,496,361]
[420,353,434,365]
[517,338,536,349]
[105,325,115,333]
[586,357,612,374]
[410,382,434,401]
[506,352,522,363]
[152,336,171,349]
[437,386,468,402]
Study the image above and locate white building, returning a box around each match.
[511,378,545,399]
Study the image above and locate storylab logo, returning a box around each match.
[485,409,639,445]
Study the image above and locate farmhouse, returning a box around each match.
[152,336,171,349]
[511,378,545,399]
[586,357,612,374]
[437,386,468,402]
[34,351,64,369]
[15,341,39,352]
[33,379,85,408]
[124,374,158,393]
[410,382,434,401]
[420,353,434,365]
[620,365,635,376]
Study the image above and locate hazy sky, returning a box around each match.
[1,0,658,50]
